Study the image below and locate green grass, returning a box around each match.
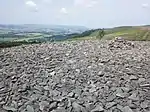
[69,26,150,41]
[14,36,44,42]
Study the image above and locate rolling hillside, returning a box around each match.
[69,25,150,41]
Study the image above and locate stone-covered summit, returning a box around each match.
[0,40,150,112]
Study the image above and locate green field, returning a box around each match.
[69,26,150,41]
[0,32,52,42]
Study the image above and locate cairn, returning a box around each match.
[108,37,134,50]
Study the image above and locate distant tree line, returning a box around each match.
[96,28,105,39]
[70,28,105,40]
[0,34,26,39]
[0,41,41,48]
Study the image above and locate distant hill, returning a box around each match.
[68,25,150,41]
[0,24,88,34]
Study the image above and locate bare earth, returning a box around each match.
[0,40,150,112]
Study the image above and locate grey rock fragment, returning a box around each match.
[50,71,56,76]
[67,92,74,97]
[106,94,116,102]
[129,75,138,80]
[91,105,104,112]
[138,78,146,83]
[106,102,117,109]
[129,103,137,109]
[128,93,139,101]
[117,104,124,111]
[26,105,34,112]
[49,102,58,111]
[72,102,86,112]
[121,87,130,93]
[140,101,148,109]
[3,105,17,112]
[116,92,127,98]
[43,86,49,90]
[123,106,133,112]
[39,101,49,111]
[140,84,150,87]
[55,107,67,112]
[0,82,4,89]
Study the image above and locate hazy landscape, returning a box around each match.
[1,0,150,111]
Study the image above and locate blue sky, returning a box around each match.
[0,0,150,28]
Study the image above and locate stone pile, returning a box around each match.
[0,40,150,112]
[108,37,135,50]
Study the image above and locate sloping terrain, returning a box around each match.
[69,26,150,41]
[0,40,150,112]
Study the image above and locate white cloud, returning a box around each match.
[25,1,38,12]
[142,3,149,8]
[26,1,37,7]
[42,0,52,3]
[74,0,98,8]
[86,0,98,8]
[60,8,68,14]
[74,0,85,6]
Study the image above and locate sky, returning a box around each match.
[0,0,150,28]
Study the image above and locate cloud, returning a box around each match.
[42,0,52,3]
[74,0,85,6]
[26,1,37,7]
[25,1,38,12]
[60,8,68,14]
[74,0,98,8]
[142,3,149,8]
[86,0,98,8]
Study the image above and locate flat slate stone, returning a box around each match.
[140,101,148,109]
[1,40,150,112]
[91,105,104,112]
[129,75,138,80]
[123,106,133,112]
[128,93,139,101]
[72,102,86,112]
[116,92,127,98]
[26,105,34,112]
[106,102,117,109]
[39,101,49,111]
[106,94,116,102]
[3,105,17,112]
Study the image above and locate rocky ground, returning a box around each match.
[0,39,150,112]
